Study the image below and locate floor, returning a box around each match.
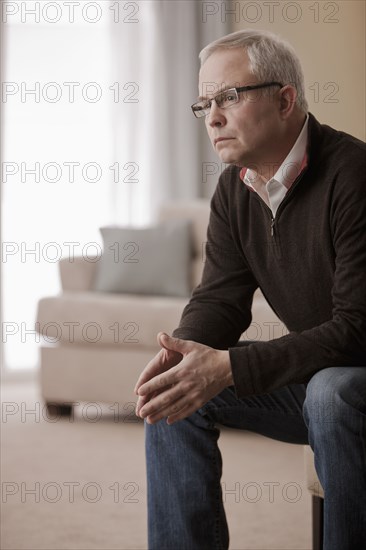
[1,381,312,549]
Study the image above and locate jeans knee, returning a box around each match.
[145,409,216,449]
[303,366,366,426]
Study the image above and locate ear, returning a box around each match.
[278,84,298,119]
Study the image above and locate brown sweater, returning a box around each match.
[173,113,366,398]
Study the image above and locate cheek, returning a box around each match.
[230,107,258,133]
[236,108,272,138]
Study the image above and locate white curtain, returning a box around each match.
[1,15,115,370]
[109,0,230,225]
[1,0,229,372]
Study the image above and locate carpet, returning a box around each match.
[1,382,312,549]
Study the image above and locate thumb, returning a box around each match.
[158,332,188,354]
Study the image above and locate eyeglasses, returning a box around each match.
[191,82,283,118]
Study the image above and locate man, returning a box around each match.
[134,29,366,550]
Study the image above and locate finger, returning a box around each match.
[135,394,150,416]
[166,402,196,425]
[135,389,161,416]
[134,349,166,393]
[139,383,182,420]
[134,342,183,394]
[144,393,188,425]
[158,332,191,355]
[138,365,180,397]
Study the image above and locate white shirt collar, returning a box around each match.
[243,114,309,217]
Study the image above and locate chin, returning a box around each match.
[215,145,246,165]
[215,148,233,163]
[218,152,241,165]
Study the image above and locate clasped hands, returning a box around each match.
[134,332,233,425]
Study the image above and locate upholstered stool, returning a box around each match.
[304,446,324,550]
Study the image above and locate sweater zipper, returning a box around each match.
[253,163,309,242]
[269,163,310,241]
[270,218,275,237]
[274,163,310,219]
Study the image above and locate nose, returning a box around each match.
[206,99,226,128]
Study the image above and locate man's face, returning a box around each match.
[198,48,283,167]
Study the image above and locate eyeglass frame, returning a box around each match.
[191,81,284,118]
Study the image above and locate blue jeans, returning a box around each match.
[145,365,366,550]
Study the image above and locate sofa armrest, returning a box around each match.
[59,257,97,291]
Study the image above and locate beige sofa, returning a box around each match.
[36,199,288,411]
[36,200,208,410]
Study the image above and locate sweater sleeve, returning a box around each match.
[172,167,258,349]
[230,151,366,397]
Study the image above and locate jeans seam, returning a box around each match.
[211,442,225,550]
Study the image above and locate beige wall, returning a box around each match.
[230,0,365,140]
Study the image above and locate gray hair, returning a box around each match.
[199,29,308,113]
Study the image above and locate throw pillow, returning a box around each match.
[93,219,192,297]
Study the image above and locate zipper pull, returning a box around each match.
[270,218,275,237]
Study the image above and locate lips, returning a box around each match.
[214,137,233,146]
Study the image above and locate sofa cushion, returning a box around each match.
[36,289,286,348]
[93,220,192,297]
[36,292,188,348]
